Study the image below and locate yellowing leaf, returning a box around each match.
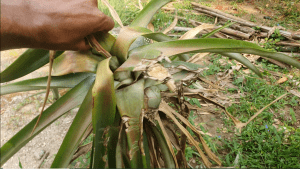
[101,0,124,27]
[180,24,215,40]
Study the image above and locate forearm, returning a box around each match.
[1,0,30,50]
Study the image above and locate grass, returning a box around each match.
[190,53,300,167]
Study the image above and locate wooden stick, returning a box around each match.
[173,25,251,39]
[191,2,300,40]
[219,27,251,39]
[276,41,300,47]
[219,20,256,34]
[280,52,300,57]
[261,57,290,69]
[193,7,256,27]
[256,32,268,38]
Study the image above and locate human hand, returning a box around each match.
[1,0,114,51]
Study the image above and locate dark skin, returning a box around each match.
[1,0,114,51]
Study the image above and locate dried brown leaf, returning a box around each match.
[144,126,160,168]
[147,64,171,81]
[138,0,143,10]
[160,101,221,166]
[155,113,179,168]
[276,76,288,84]
[70,142,93,163]
[243,69,251,74]
[165,127,181,150]
[187,53,209,63]
[101,0,124,27]
[159,101,212,168]
[289,90,300,98]
[198,77,225,90]
[184,93,242,127]
[147,23,155,32]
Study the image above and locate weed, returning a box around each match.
[221,123,300,168]
[98,0,139,27]
[250,14,256,22]
[173,1,192,10]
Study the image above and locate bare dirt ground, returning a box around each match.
[197,0,300,31]
[1,49,78,168]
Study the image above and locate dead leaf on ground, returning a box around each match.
[276,76,288,84]
[289,90,300,98]
[243,69,251,74]
[187,53,209,63]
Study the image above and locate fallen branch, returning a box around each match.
[219,27,252,39]
[245,93,288,125]
[261,57,290,69]
[278,46,300,52]
[191,2,300,40]
[173,25,251,39]
[256,32,268,38]
[276,41,300,47]
[219,21,256,35]
[280,52,300,58]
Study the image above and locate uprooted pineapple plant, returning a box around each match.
[1,0,300,168]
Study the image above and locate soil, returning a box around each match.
[196,0,300,31]
[1,49,78,168]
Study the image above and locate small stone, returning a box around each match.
[34,150,45,160]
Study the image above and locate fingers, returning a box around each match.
[74,39,91,51]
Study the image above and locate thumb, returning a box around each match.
[94,10,115,32]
